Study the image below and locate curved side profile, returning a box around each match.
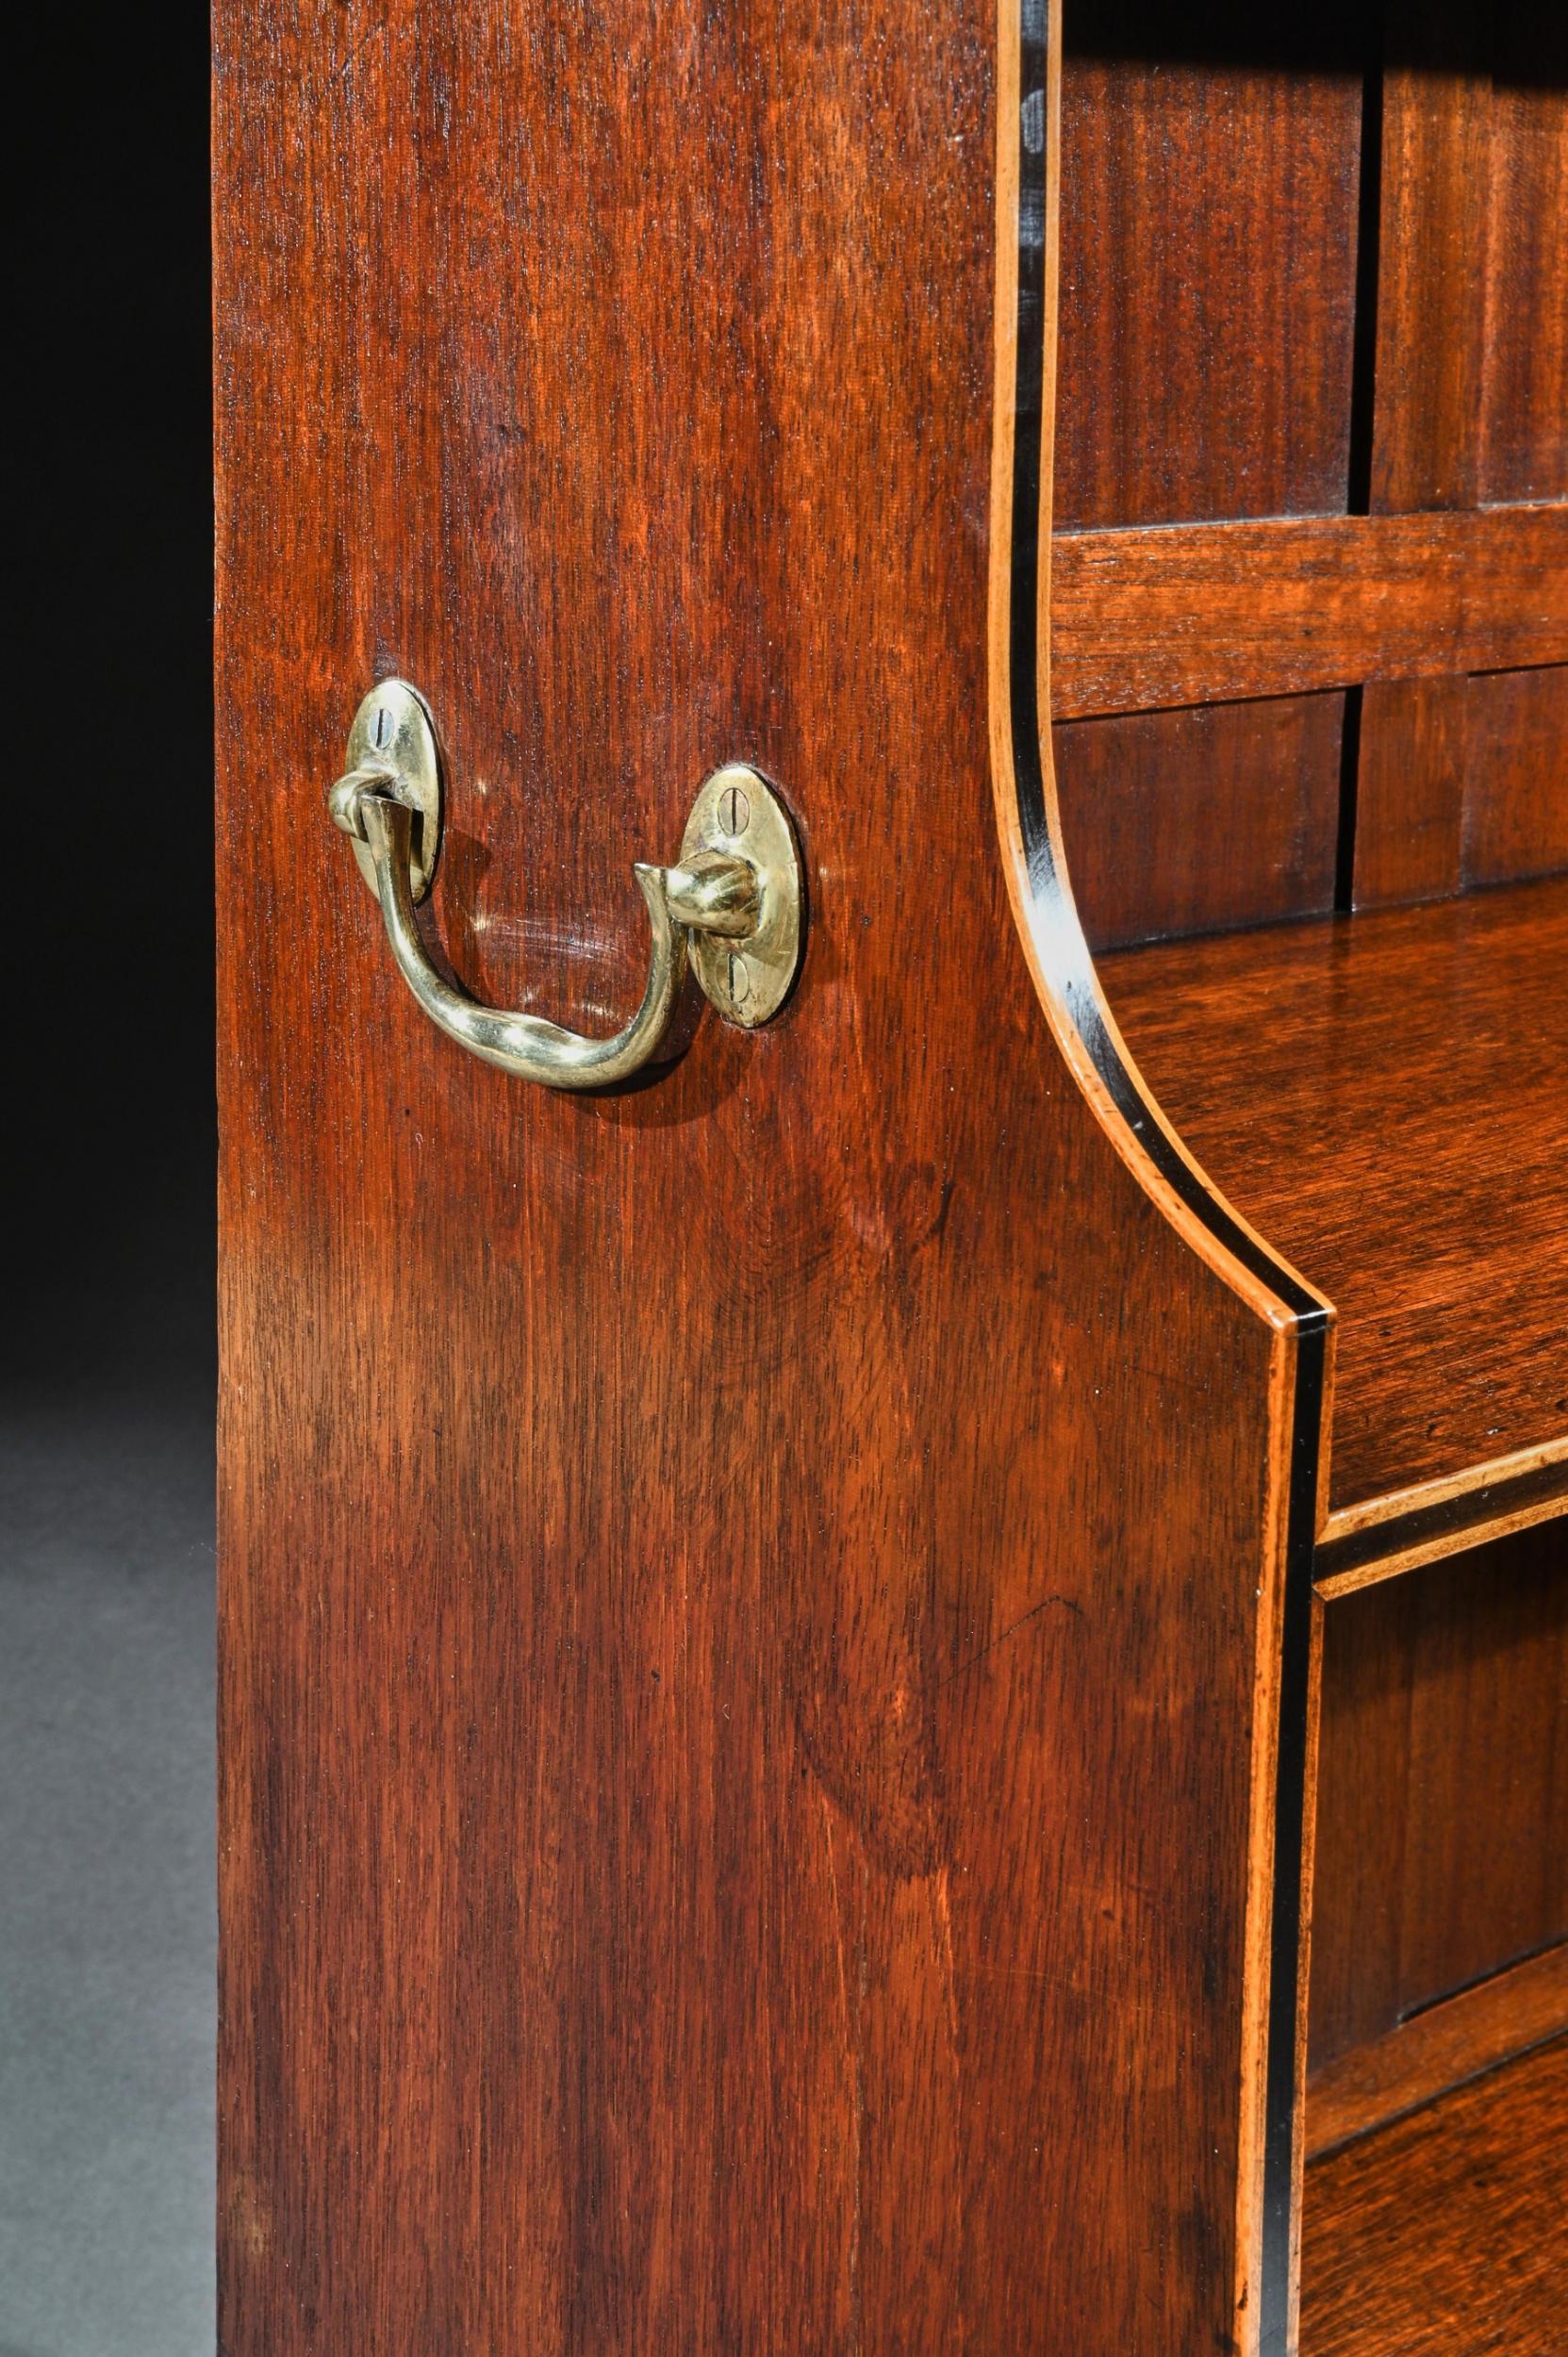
[988,3,1329,1335]
[217,5,1345,2353]
[987,8,1330,2349]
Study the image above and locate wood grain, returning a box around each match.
[1315,1440,1568,1591]
[1350,5,1566,911]
[1300,2036,1568,2355]
[1052,693,1342,951]
[1463,662,1568,887]
[1350,677,1468,910]
[1479,12,1568,503]
[1353,668,1568,913]
[1352,666,1568,913]
[1307,1943,1568,2158]
[1048,505,1567,719]
[1369,7,1492,516]
[1098,879,1568,1513]
[1337,0,1451,920]
[215,6,1313,2350]
[1056,15,1362,528]
[1307,1525,1568,2074]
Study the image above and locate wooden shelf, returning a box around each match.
[1300,2036,1568,2354]
[1306,1945,1568,2161]
[1049,506,1568,720]
[1096,877,1568,1522]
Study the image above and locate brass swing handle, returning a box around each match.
[327,681,802,1090]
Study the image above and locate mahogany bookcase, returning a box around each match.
[1048,5,1566,2348]
[213,2,1562,2350]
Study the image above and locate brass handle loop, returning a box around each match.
[328,680,802,1091]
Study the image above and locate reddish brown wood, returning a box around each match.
[1306,1587,1409,2069]
[1479,20,1568,503]
[214,7,1315,2350]
[1350,11,1484,913]
[1352,678,1468,909]
[1349,8,1567,912]
[1053,693,1343,950]
[1300,2036,1568,2354]
[1098,880,1568,1513]
[213,3,1568,2338]
[1370,8,1491,516]
[1307,1525,1568,2075]
[1315,1445,1568,1589]
[1396,1530,1568,2012]
[1048,506,1567,719]
[1307,1944,1568,2159]
[1049,13,1361,1018]
[1056,25,1362,529]
[1354,666,1568,911]
[1462,663,1568,886]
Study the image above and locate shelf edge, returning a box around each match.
[1314,1437,1568,1593]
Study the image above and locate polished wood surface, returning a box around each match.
[1051,5,1366,1006]
[1314,1442,1568,1591]
[1300,2036,1568,2354]
[1098,881,1568,1515]
[1480,24,1565,502]
[1464,665,1568,886]
[1351,676,1472,911]
[1307,1526,1568,2077]
[1347,3,1568,913]
[215,0,1566,2342]
[1052,4,1565,955]
[1057,12,1361,531]
[1307,1943,1568,2159]
[1353,665,1568,913]
[1479,16,1568,501]
[215,5,1314,2349]
[1369,7,1492,518]
[1054,694,1342,952]
[1048,506,1567,720]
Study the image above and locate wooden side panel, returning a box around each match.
[1054,694,1343,952]
[1308,1525,1568,2075]
[214,8,1297,2352]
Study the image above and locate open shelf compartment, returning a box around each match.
[1097,876,1568,1535]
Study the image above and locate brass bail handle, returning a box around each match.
[327,680,803,1089]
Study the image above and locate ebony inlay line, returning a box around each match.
[1004,4,1326,1323]
[1317,1456,1568,1584]
[1003,13,1329,2349]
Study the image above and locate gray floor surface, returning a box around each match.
[0,1389,215,2357]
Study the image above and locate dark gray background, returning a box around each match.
[4,14,215,2355]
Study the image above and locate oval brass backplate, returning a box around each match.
[344,678,443,902]
[680,766,802,1027]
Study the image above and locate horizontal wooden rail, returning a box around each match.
[1049,503,1568,719]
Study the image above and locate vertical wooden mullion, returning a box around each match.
[1351,3,1493,908]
